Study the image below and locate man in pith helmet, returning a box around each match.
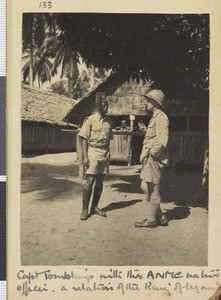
[135,89,169,228]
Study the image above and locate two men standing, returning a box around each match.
[78,93,114,220]
[78,89,169,228]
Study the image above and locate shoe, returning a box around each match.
[134,219,158,228]
[80,209,88,220]
[90,207,107,217]
[157,214,168,226]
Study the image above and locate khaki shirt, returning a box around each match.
[79,112,114,148]
[142,109,169,164]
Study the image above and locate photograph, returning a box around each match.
[20,12,209,266]
[7,1,221,299]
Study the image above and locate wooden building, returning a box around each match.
[21,84,78,154]
[64,72,152,127]
[64,72,208,167]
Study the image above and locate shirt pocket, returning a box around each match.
[91,123,101,140]
[92,122,101,131]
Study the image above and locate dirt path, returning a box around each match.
[21,152,208,266]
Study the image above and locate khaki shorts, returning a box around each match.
[140,154,164,184]
[86,147,110,175]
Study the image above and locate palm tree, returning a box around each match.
[89,64,95,90]
[22,46,52,88]
[22,13,56,86]
[50,35,79,98]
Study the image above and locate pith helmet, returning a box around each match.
[143,89,166,109]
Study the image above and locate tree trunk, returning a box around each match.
[29,16,34,86]
[67,55,79,98]
[90,64,95,90]
[68,78,72,98]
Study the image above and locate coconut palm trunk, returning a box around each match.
[29,16,34,86]
[90,64,95,90]
[68,78,73,98]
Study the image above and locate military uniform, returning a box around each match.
[140,109,169,184]
[79,112,114,175]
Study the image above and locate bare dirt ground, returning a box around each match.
[21,152,208,266]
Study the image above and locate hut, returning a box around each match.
[64,72,208,166]
[64,72,152,127]
[21,84,78,154]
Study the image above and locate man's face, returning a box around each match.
[100,99,108,115]
[145,97,154,111]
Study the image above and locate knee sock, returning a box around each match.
[82,186,92,210]
[149,203,159,222]
[91,183,103,208]
[141,181,149,201]
[156,206,163,218]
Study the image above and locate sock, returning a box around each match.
[149,203,159,222]
[82,187,92,210]
[91,182,103,209]
[156,206,163,218]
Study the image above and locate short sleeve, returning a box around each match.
[78,117,92,140]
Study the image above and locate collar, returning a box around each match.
[152,109,160,119]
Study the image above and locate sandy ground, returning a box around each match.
[21,152,208,266]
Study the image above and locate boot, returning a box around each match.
[90,206,107,217]
[80,209,88,220]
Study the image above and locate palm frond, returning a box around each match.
[33,14,45,49]
[22,60,31,72]
[23,65,30,81]
[52,45,64,76]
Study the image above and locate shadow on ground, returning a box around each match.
[102,199,142,212]
[21,162,82,201]
[164,206,191,221]
[21,160,208,210]
[106,168,208,209]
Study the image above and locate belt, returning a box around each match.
[89,144,108,149]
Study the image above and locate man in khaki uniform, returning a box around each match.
[135,89,169,228]
[78,93,114,220]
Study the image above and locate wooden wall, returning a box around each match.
[110,134,132,163]
[109,131,207,166]
[169,132,207,166]
[22,122,76,154]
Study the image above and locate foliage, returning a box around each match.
[49,70,90,99]
[49,80,68,97]
[22,13,56,52]
[48,34,79,97]
[72,70,90,99]
[55,13,209,97]
[22,48,52,87]
[22,13,56,86]
[22,13,209,98]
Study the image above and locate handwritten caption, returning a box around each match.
[16,268,221,297]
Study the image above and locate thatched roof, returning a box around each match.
[21,84,78,127]
[64,72,152,124]
[64,72,209,125]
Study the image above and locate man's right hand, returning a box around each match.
[83,156,89,168]
[140,148,150,163]
[140,153,146,163]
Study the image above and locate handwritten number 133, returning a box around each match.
[39,1,52,8]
